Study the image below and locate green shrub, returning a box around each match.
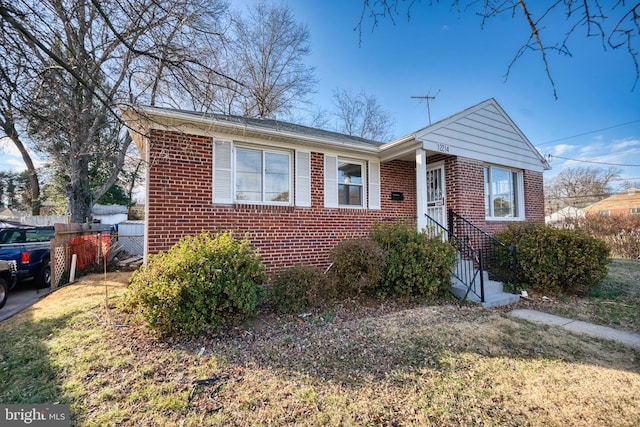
[369,221,456,298]
[119,231,266,335]
[494,222,610,296]
[269,265,333,314]
[328,238,385,297]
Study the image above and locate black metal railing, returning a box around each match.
[424,213,485,304]
[447,209,518,295]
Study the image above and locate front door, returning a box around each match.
[426,163,446,228]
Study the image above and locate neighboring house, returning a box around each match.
[123,98,550,273]
[91,204,129,225]
[584,188,640,217]
[545,206,586,227]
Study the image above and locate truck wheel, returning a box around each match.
[36,261,51,289]
[0,278,7,309]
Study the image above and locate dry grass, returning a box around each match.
[0,270,639,426]
[515,258,640,333]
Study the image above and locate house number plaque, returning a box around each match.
[437,143,450,153]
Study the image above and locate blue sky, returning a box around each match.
[288,1,640,187]
[1,0,639,190]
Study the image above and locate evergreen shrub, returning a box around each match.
[119,231,265,335]
[269,265,333,314]
[369,221,456,298]
[328,238,385,297]
[494,222,610,296]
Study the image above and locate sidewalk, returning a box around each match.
[510,309,640,349]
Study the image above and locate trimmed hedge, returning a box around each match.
[495,222,610,296]
[119,231,266,335]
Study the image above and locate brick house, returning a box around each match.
[584,188,640,217]
[123,98,549,275]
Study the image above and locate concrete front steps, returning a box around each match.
[449,269,520,308]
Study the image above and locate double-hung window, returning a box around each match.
[324,155,380,209]
[235,147,291,203]
[338,160,364,207]
[484,165,523,219]
[214,140,310,206]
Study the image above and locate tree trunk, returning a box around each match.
[67,154,91,223]
[1,119,41,215]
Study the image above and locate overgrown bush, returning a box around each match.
[119,231,266,335]
[494,222,610,296]
[269,265,333,314]
[580,214,640,259]
[328,238,385,297]
[369,221,456,298]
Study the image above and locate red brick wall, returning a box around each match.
[146,130,416,272]
[146,130,545,272]
[435,155,545,234]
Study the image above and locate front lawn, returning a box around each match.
[517,258,640,333]
[0,267,639,426]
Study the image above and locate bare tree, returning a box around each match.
[545,165,621,213]
[0,27,41,214]
[0,0,232,222]
[332,88,395,141]
[357,1,640,98]
[227,1,317,118]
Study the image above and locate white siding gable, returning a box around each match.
[415,99,548,172]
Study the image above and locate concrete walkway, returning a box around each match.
[0,285,50,322]
[510,309,640,349]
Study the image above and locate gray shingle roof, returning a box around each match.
[149,106,385,148]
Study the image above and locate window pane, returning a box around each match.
[485,166,520,218]
[490,167,514,217]
[265,152,290,202]
[339,184,362,205]
[236,149,262,201]
[338,161,363,206]
[338,162,362,184]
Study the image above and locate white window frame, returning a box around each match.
[324,155,379,209]
[234,145,293,205]
[484,165,524,221]
[630,208,640,215]
[337,158,366,208]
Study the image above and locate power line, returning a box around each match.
[547,154,640,167]
[537,119,640,147]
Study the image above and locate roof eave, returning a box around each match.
[121,106,381,156]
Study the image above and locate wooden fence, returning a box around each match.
[51,223,113,289]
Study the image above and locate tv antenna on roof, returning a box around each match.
[411,89,440,125]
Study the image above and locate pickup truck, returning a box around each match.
[0,223,55,290]
[0,259,17,309]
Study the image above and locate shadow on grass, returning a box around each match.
[0,312,78,403]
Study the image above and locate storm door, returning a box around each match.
[425,164,446,229]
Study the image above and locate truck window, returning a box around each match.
[0,230,25,244]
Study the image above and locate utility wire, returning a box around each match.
[547,154,640,167]
[537,119,640,147]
